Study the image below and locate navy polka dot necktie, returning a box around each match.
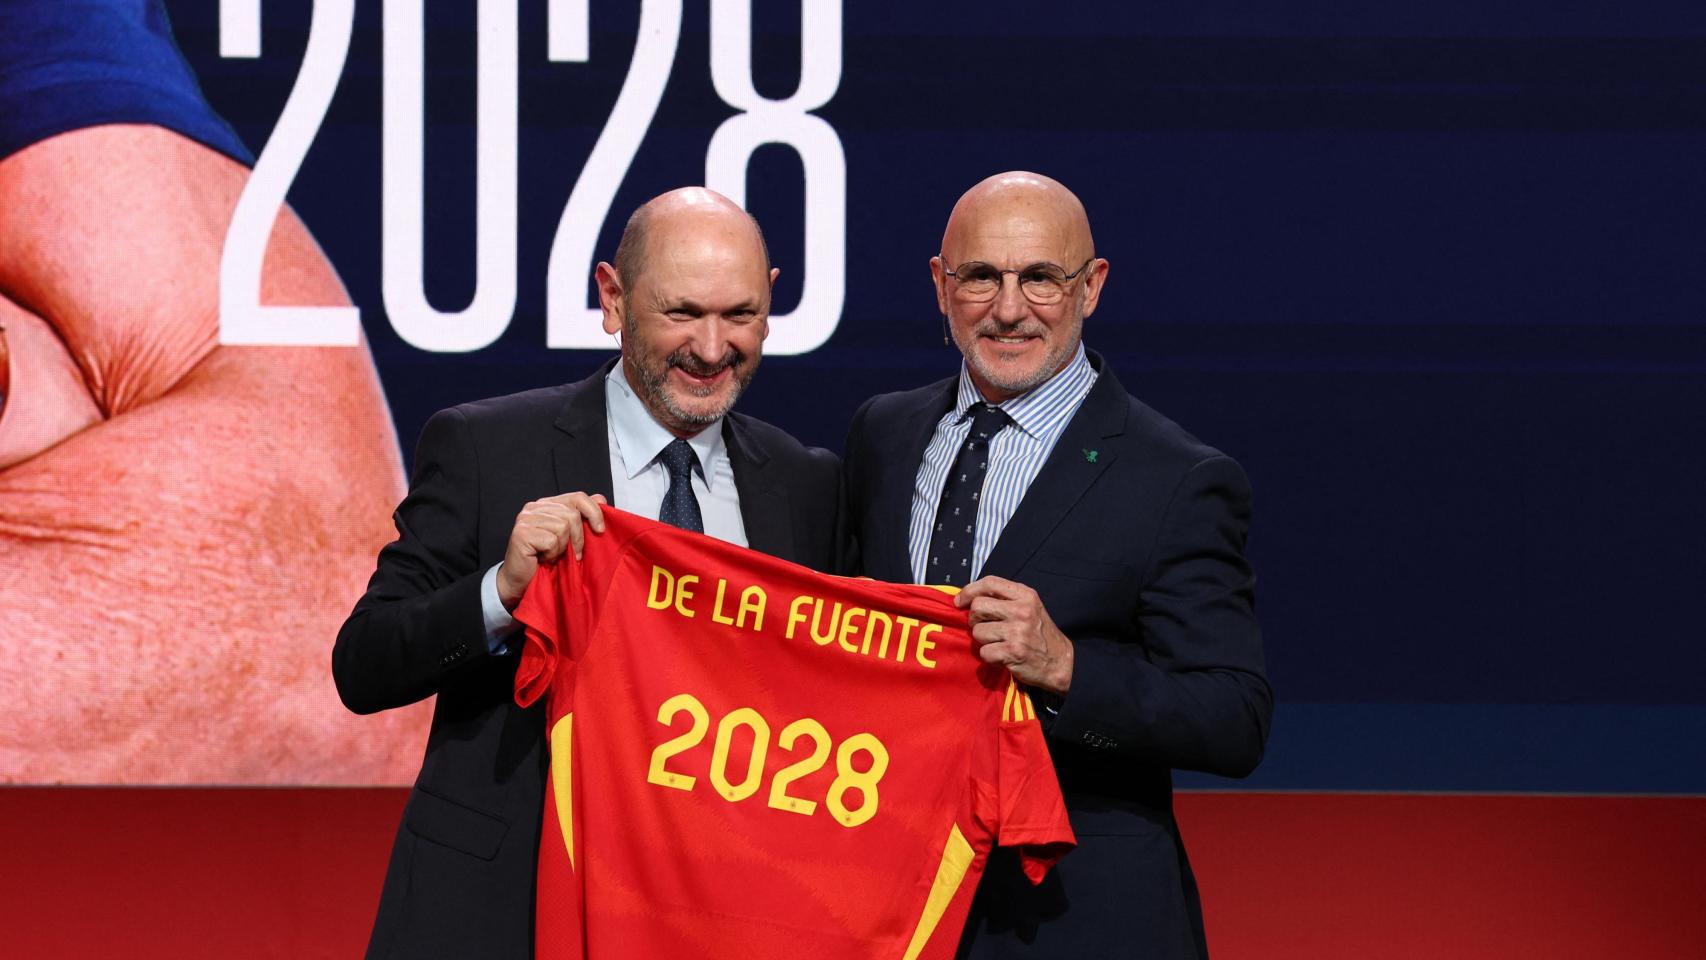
[657,439,704,533]
[926,403,1011,586]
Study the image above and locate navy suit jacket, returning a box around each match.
[333,361,843,960]
[844,351,1272,959]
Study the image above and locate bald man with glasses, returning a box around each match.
[844,172,1272,958]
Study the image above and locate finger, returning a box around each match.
[574,496,606,534]
[566,513,589,561]
[958,575,1025,604]
[975,639,1015,666]
[966,595,1023,626]
[954,578,994,605]
[514,514,573,555]
[970,620,1015,648]
[526,500,579,523]
[523,526,570,562]
[516,509,569,539]
[550,513,591,562]
[541,492,607,536]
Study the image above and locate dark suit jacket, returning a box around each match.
[844,351,1272,959]
[333,361,842,960]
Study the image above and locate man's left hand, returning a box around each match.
[956,576,1074,694]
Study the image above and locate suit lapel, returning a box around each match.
[551,362,617,501]
[724,417,792,560]
[869,380,957,583]
[980,362,1129,580]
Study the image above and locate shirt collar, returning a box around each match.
[605,363,729,487]
[952,342,1094,438]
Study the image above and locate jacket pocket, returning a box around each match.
[405,787,509,861]
[1028,552,1131,583]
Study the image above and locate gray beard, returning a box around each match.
[958,318,1082,398]
[631,348,752,429]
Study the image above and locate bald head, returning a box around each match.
[615,187,771,293]
[940,171,1095,266]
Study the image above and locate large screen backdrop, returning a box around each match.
[1,0,1702,797]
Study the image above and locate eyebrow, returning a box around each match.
[960,259,1069,270]
[665,298,762,314]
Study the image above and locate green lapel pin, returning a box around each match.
[1083,448,1099,463]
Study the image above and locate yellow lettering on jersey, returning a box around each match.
[549,712,575,869]
[737,585,766,632]
[859,609,893,657]
[645,564,698,618]
[646,565,675,609]
[674,575,698,617]
[914,623,940,668]
[711,578,737,626]
[781,596,940,670]
[836,607,866,653]
[901,823,975,960]
[646,692,890,828]
[785,593,814,639]
[656,569,766,635]
[808,599,844,646]
[893,616,919,662]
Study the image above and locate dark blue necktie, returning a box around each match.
[925,403,1011,586]
[657,439,703,533]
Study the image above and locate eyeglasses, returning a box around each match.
[940,256,1096,305]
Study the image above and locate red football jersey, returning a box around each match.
[514,508,1074,960]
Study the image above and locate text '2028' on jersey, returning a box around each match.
[514,508,1074,960]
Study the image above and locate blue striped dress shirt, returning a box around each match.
[907,345,1099,583]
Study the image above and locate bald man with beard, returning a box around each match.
[844,172,1272,958]
[334,187,844,959]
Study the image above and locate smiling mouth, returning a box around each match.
[667,348,745,384]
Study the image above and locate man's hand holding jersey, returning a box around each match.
[497,492,609,610]
[957,576,1075,695]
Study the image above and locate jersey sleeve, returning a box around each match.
[513,512,638,707]
[996,678,1077,883]
[516,538,617,710]
[513,557,574,708]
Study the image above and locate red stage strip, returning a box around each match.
[1183,792,1706,959]
[1,789,1701,958]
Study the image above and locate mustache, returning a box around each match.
[667,348,747,377]
[974,320,1046,339]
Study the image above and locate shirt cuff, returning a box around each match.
[480,563,521,656]
[1027,687,1064,731]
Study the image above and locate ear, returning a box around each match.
[1078,258,1110,319]
[930,256,951,317]
[595,262,624,335]
[759,267,780,341]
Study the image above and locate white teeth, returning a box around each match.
[993,336,1028,344]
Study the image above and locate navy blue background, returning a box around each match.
[169,1,1706,792]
